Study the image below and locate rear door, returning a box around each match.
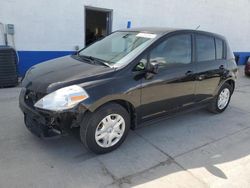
[139,33,196,121]
[194,34,227,102]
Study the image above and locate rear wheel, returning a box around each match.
[207,83,233,114]
[80,103,130,154]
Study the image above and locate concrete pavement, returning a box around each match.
[0,67,249,188]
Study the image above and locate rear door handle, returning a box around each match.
[185,70,193,76]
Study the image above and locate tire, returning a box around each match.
[80,103,130,154]
[207,83,233,114]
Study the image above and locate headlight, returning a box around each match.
[34,85,89,111]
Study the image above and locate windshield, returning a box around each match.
[79,31,157,68]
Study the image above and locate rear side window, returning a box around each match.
[150,34,192,66]
[196,35,215,62]
[215,39,224,59]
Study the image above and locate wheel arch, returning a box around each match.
[84,99,138,130]
[214,78,235,96]
[225,79,235,93]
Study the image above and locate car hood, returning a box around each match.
[22,55,114,93]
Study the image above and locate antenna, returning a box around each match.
[195,25,200,30]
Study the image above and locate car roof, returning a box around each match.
[118,27,226,40]
[118,27,178,35]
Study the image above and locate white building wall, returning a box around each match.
[0,0,249,52]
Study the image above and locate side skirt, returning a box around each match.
[135,101,211,129]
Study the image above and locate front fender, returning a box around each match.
[86,94,139,112]
[78,74,142,113]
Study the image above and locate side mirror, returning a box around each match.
[144,62,159,80]
[147,62,159,74]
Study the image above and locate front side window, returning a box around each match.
[79,31,156,67]
[196,35,216,62]
[150,34,192,66]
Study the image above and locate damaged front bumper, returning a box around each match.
[24,113,63,138]
[19,88,85,139]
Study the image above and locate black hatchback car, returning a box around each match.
[19,28,238,154]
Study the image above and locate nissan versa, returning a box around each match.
[19,28,238,154]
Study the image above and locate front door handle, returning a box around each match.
[219,65,225,70]
[198,75,205,81]
[197,75,205,81]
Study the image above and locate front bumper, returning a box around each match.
[24,113,62,138]
[19,88,77,138]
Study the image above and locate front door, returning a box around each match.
[139,34,196,122]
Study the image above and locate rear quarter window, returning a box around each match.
[196,35,216,62]
[215,38,224,60]
[225,40,235,60]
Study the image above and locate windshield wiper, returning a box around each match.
[91,57,112,68]
[77,55,95,64]
[79,55,112,68]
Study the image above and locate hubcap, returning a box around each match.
[217,88,230,110]
[95,114,125,148]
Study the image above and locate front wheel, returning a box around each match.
[207,83,233,114]
[80,103,130,154]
